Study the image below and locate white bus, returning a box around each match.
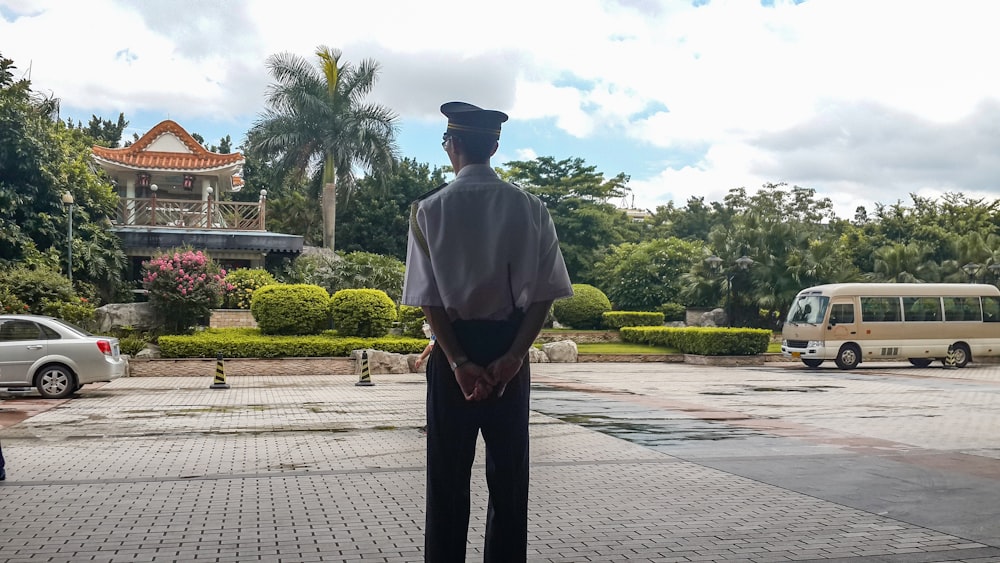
[781,283,1000,369]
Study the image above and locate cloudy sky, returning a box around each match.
[4,0,1000,218]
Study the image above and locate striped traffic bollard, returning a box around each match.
[356,350,375,387]
[211,352,231,389]
[943,346,958,370]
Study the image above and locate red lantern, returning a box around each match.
[183,174,195,191]
[137,173,150,188]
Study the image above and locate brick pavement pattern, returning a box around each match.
[0,363,998,562]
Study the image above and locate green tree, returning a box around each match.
[501,156,633,281]
[336,158,447,260]
[0,53,126,300]
[249,45,399,251]
[593,238,702,311]
[870,242,941,283]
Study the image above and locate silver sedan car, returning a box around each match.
[0,314,126,399]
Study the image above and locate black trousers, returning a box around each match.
[424,318,530,563]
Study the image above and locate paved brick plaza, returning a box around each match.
[1,361,998,562]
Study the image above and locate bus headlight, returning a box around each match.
[808,341,822,348]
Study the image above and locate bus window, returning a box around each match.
[829,303,854,325]
[862,296,902,322]
[944,297,980,321]
[903,297,941,322]
[984,296,1000,322]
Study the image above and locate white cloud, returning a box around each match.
[5,0,1000,218]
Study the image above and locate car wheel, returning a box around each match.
[36,365,76,399]
[951,344,971,368]
[908,358,932,368]
[834,344,861,370]
[802,359,824,368]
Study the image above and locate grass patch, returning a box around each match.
[576,342,677,354]
[767,342,781,353]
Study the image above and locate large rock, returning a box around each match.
[93,303,159,333]
[692,308,727,328]
[542,340,578,363]
[528,347,548,363]
[351,349,412,374]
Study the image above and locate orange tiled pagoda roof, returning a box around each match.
[92,119,243,171]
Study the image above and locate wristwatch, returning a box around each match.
[449,356,469,370]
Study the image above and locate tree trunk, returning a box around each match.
[322,182,337,250]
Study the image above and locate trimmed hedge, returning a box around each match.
[330,288,397,337]
[553,284,611,329]
[251,284,330,335]
[621,326,769,356]
[158,328,427,358]
[602,311,664,329]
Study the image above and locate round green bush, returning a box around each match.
[553,284,612,330]
[251,284,330,335]
[224,268,277,309]
[398,304,426,338]
[331,289,397,337]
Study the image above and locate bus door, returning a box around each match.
[827,299,858,342]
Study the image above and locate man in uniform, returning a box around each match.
[403,101,573,562]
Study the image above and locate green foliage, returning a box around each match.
[621,326,770,356]
[330,288,397,337]
[0,53,127,295]
[142,249,231,333]
[594,238,703,311]
[552,284,612,329]
[602,311,664,329]
[223,268,277,309]
[337,158,449,260]
[251,284,330,335]
[660,302,686,322]
[118,334,149,356]
[0,264,75,313]
[157,327,425,358]
[398,304,426,337]
[0,285,27,314]
[500,156,635,282]
[40,297,96,329]
[282,250,405,302]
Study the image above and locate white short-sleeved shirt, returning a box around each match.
[402,164,573,321]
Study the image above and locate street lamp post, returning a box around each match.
[989,263,1000,283]
[61,192,74,283]
[962,262,982,283]
[705,255,755,327]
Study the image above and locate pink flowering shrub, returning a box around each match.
[142,248,234,333]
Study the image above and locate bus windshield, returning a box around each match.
[786,294,829,325]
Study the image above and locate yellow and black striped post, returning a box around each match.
[356,350,374,387]
[211,352,231,389]
[943,346,958,370]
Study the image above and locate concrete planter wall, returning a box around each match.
[129,357,354,377]
[210,309,257,329]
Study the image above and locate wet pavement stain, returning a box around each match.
[532,386,767,446]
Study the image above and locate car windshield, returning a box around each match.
[786,294,829,325]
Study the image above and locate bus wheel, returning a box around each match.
[835,344,861,370]
[950,344,971,368]
[802,359,823,368]
[908,358,932,368]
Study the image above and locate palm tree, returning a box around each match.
[250,46,398,250]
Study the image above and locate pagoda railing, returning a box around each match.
[117,196,266,231]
